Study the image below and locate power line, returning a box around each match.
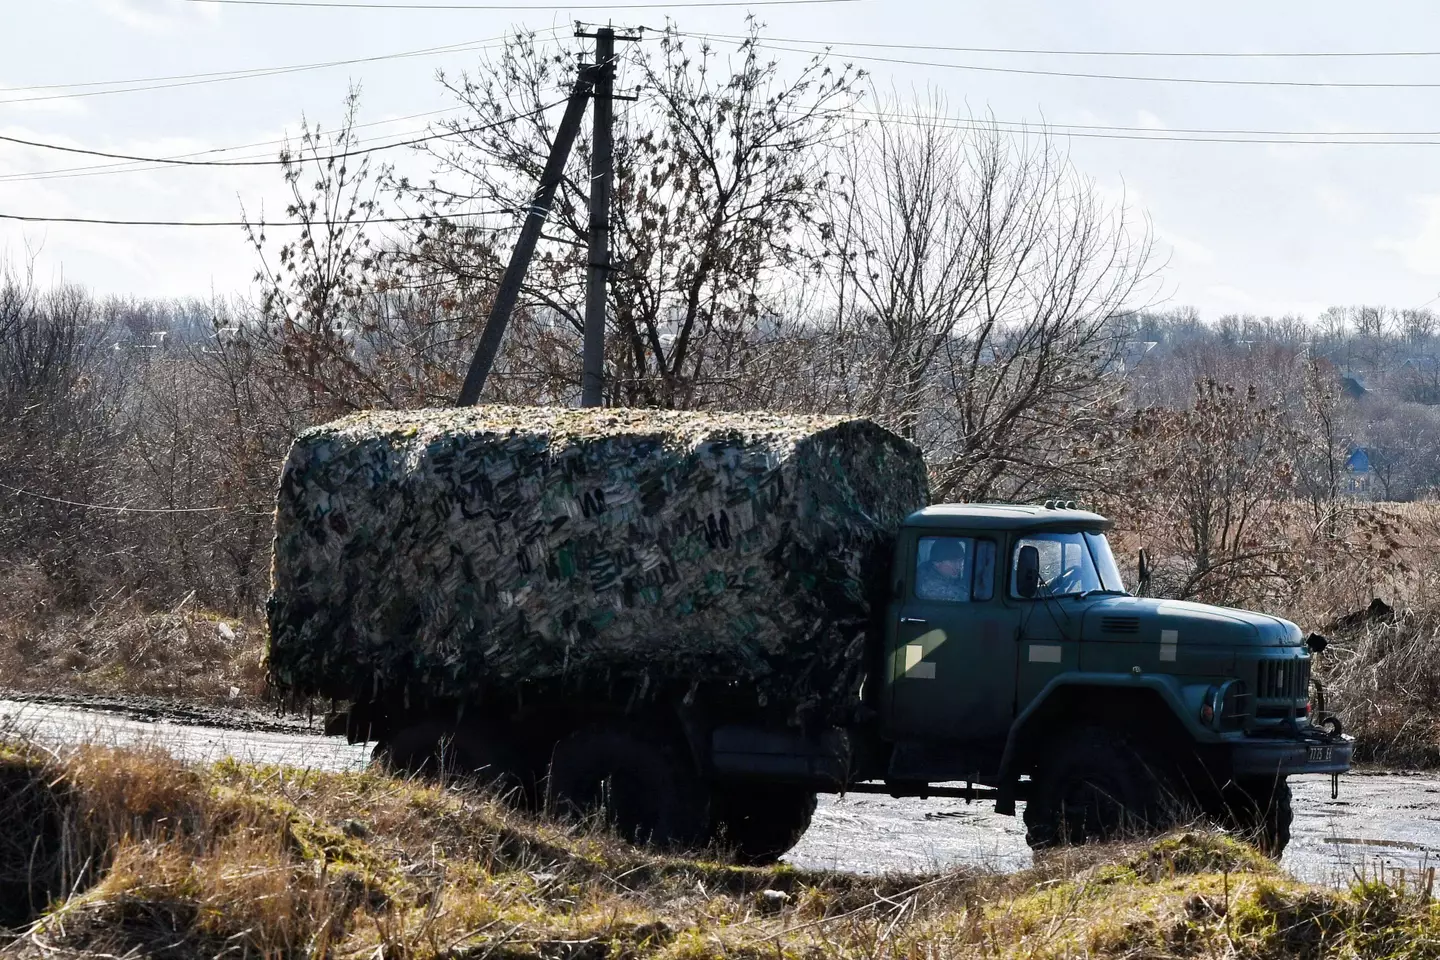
[0,34,528,95]
[0,98,566,169]
[809,104,1440,146]
[0,210,508,227]
[181,0,858,8]
[690,34,1440,89]
[0,479,260,514]
[836,109,1440,144]
[0,108,466,184]
[667,31,1440,60]
[0,35,529,106]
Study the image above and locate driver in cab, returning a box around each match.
[917,538,970,602]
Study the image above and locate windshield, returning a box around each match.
[1010,530,1127,598]
[1084,531,1125,594]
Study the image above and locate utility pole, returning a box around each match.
[456,71,596,407]
[457,24,639,408]
[581,27,616,408]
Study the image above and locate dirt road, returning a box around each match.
[2,696,1435,886]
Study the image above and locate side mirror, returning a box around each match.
[1137,548,1152,596]
[1016,545,1041,598]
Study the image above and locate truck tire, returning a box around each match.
[546,723,709,849]
[1023,727,1171,850]
[710,784,818,865]
[1218,777,1292,858]
[372,721,452,777]
[373,720,526,798]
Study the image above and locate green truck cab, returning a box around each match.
[336,501,1351,862]
[872,503,1351,853]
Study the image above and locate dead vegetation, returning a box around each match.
[1,739,1438,958]
[0,575,265,708]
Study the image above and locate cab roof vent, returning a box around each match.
[1100,615,1141,635]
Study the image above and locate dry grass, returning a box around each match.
[0,574,266,707]
[2,741,1440,959]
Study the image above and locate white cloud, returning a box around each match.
[1205,285,1257,307]
[1377,195,1440,278]
[89,0,218,33]
[1314,183,1359,220]
[1134,109,1165,131]
[1158,229,1215,265]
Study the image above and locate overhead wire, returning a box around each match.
[0,96,571,224]
[0,32,541,95]
[0,32,544,106]
[661,31,1440,60]
[0,479,266,514]
[0,108,469,183]
[0,96,568,168]
[681,31,1440,89]
[0,210,510,227]
[818,107,1440,145]
[180,0,859,9]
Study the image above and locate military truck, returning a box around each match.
[272,409,1351,861]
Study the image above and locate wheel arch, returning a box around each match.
[995,675,1203,814]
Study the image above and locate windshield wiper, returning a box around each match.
[1074,588,1128,600]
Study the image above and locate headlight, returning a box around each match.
[1202,680,1249,730]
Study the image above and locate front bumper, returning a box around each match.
[1230,732,1354,777]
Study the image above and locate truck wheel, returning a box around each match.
[374,720,525,797]
[372,721,452,777]
[1024,728,1170,850]
[710,784,817,865]
[1218,777,1292,858]
[546,724,709,849]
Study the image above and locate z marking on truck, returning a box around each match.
[1160,629,1178,662]
[1028,644,1062,664]
[904,644,936,679]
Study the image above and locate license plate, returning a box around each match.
[1308,745,1333,762]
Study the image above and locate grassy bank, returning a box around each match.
[0,603,266,708]
[2,741,1439,958]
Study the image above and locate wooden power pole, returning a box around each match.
[458,25,639,408]
[581,27,617,408]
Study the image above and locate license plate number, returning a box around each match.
[1308,745,1333,762]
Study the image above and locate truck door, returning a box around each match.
[885,532,1019,744]
[1010,532,1089,713]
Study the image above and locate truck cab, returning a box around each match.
[876,503,1352,851]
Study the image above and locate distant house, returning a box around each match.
[1339,373,1369,400]
[1345,447,1374,496]
[1103,340,1158,376]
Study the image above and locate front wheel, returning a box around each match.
[1217,777,1292,858]
[1024,727,1172,850]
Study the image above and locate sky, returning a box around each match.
[6,0,1440,321]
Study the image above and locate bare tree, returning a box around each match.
[404,24,864,408]
[1116,380,1307,605]
[822,106,1157,500]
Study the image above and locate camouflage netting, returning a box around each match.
[267,406,929,719]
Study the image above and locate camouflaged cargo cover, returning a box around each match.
[267,406,929,718]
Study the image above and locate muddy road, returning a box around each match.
[2,696,1435,886]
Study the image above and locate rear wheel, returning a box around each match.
[1024,727,1172,850]
[1217,777,1292,858]
[710,784,817,864]
[372,720,528,798]
[372,721,452,777]
[546,723,709,849]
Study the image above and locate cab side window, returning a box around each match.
[915,536,995,602]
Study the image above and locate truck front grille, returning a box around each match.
[1256,657,1310,702]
